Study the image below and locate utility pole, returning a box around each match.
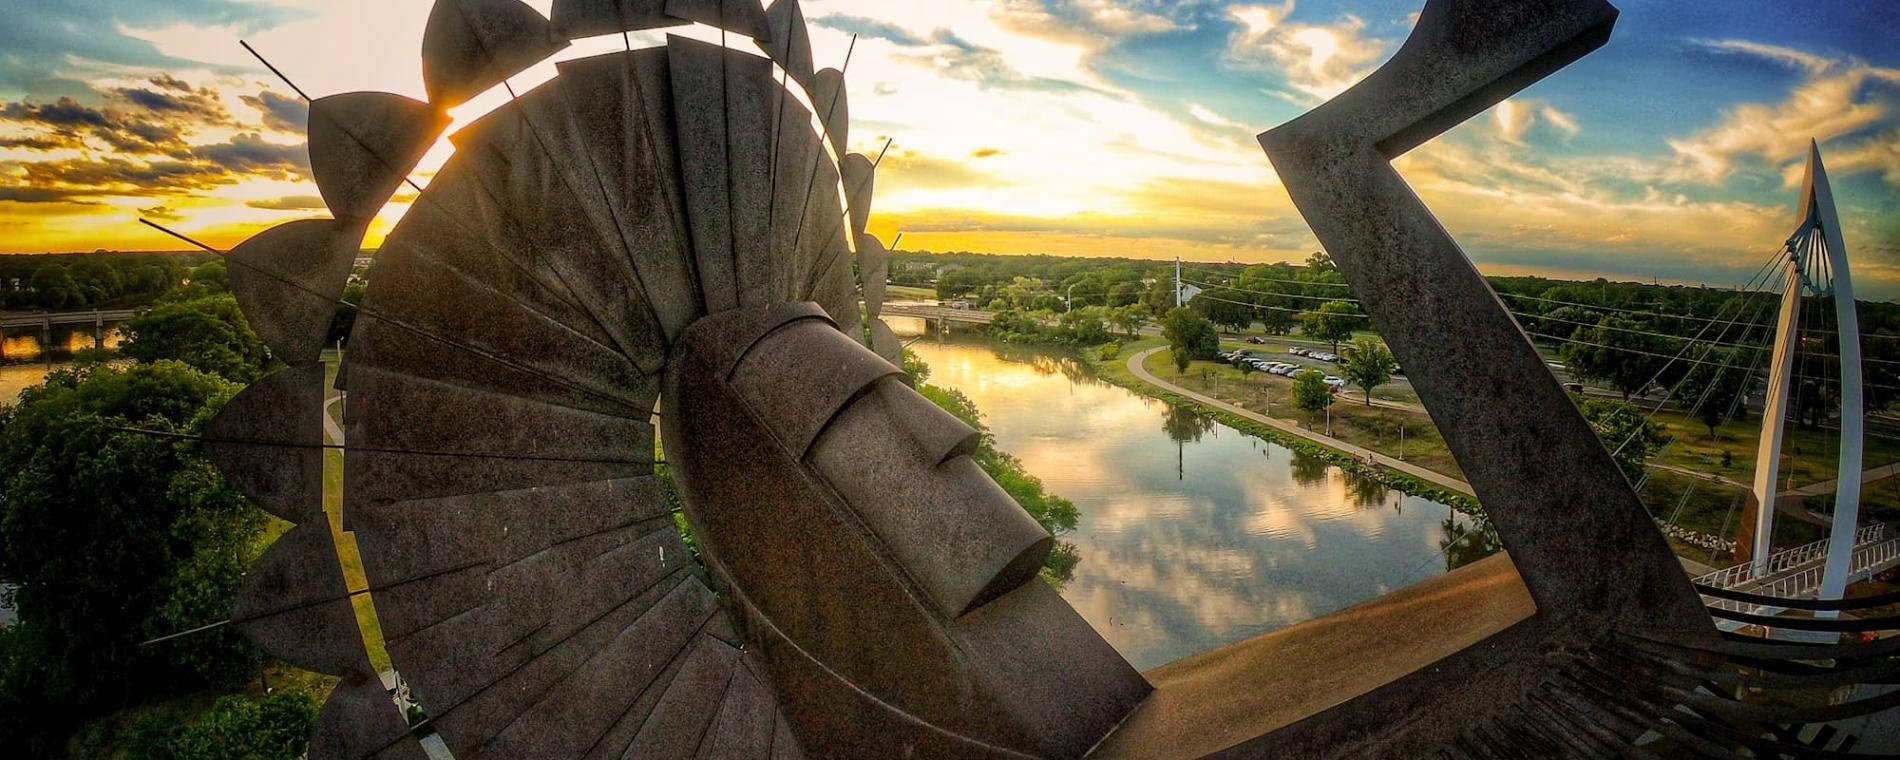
[1175,258,1183,308]
[1067,284,1076,313]
[1399,422,1406,461]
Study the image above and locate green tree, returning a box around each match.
[1059,308,1111,346]
[1190,288,1253,332]
[1300,300,1364,353]
[1558,314,1670,400]
[1580,398,1666,483]
[182,260,231,297]
[1340,337,1399,405]
[28,264,80,309]
[123,295,274,383]
[1163,307,1219,360]
[1171,345,1191,374]
[1673,345,1757,437]
[1259,307,1295,335]
[124,686,320,760]
[1292,368,1335,413]
[0,362,262,753]
[1109,305,1147,339]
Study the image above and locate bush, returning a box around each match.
[1096,343,1120,361]
[124,687,320,760]
[1162,308,1219,360]
[1292,369,1335,413]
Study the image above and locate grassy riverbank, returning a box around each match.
[1082,338,1483,518]
[1078,335,1894,568]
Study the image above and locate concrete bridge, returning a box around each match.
[0,308,137,357]
[883,304,998,325]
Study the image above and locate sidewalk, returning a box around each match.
[1128,347,1473,497]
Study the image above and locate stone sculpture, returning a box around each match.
[195,0,1897,757]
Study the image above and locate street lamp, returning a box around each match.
[1067,284,1077,313]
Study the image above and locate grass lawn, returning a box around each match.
[886,284,936,301]
[1146,348,1466,482]
[1128,345,1890,568]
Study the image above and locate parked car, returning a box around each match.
[1289,348,1308,357]
[1324,376,1347,390]
[1246,336,1268,345]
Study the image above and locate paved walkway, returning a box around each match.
[1131,348,1725,581]
[323,395,345,446]
[1128,347,1474,497]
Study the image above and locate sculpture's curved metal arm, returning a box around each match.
[1260,0,1710,636]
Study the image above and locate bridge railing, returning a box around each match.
[1700,532,1900,616]
[1693,523,1887,591]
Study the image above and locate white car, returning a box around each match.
[1324,376,1348,389]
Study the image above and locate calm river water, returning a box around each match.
[906,336,1490,670]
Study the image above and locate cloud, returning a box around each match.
[1493,99,1580,145]
[896,29,1104,94]
[810,14,928,47]
[877,149,1004,189]
[971,147,1005,158]
[1670,39,1900,186]
[1224,1,1390,102]
[0,0,307,97]
[246,194,326,211]
[0,76,257,158]
[1187,102,1248,131]
[192,133,308,179]
[992,0,1184,39]
[138,204,182,221]
[240,90,307,134]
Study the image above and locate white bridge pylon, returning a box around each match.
[1750,141,1865,608]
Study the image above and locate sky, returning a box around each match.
[1,1,1898,297]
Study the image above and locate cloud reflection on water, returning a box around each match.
[909,337,1489,669]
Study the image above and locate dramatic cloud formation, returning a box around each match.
[0,0,1896,297]
[1224,1,1391,103]
[1670,39,1900,187]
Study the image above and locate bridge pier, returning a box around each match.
[93,311,105,349]
[40,316,51,368]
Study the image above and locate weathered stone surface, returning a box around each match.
[205,363,324,523]
[232,523,374,678]
[857,232,889,317]
[808,377,1049,618]
[728,317,900,456]
[810,67,847,156]
[664,305,1148,757]
[762,0,815,90]
[423,0,569,108]
[549,0,684,39]
[841,152,874,239]
[308,92,448,223]
[555,50,703,339]
[310,675,430,760]
[226,219,358,364]
[664,0,771,41]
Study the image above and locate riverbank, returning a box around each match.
[1082,340,1484,518]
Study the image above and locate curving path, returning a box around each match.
[1127,346,1472,497]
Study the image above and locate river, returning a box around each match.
[2,362,65,406]
[905,335,1492,670]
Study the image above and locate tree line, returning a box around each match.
[901,249,1900,416]
[0,252,220,311]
